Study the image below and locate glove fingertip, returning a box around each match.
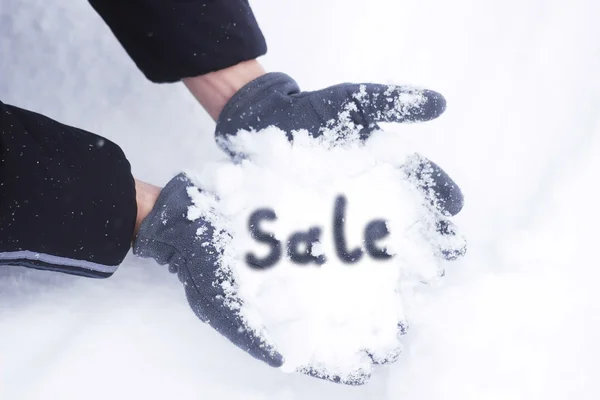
[418,89,447,122]
[256,345,285,368]
[440,183,464,217]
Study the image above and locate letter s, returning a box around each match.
[246,209,282,269]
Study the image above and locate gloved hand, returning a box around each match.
[216,72,465,253]
[131,173,412,385]
[216,72,446,143]
[133,174,283,368]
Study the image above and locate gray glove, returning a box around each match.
[216,72,446,142]
[132,174,406,385]
[133,174,283,368]
[215,72,463,218]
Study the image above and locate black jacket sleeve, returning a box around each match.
[88,0,267,83]
[0,102,137,278]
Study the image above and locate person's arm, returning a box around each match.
[0,101,159,278]
[88,0,267,84]
[88,0,268,119]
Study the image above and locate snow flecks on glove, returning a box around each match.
[186,189,234,298]
[319,84,428,143]
[185,127,462,383]
[185,185,278,351]
[354,83,428,122]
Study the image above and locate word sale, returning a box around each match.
[246,195,393,269]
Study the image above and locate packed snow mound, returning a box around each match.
[185,127,462,383]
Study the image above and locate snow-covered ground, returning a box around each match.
[1,0,600,398]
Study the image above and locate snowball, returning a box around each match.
[186,127,447,382]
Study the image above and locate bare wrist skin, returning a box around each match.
[183,59,266,120]
[134,179,162,238]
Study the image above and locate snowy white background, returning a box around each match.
[1,0,600,398]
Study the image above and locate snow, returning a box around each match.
[1,0,600,398]
[185,128,461,382]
